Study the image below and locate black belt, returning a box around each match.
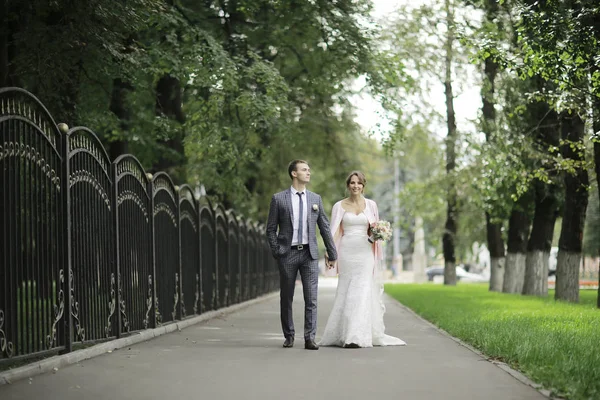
[291,244,308,250]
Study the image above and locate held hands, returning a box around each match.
[325,254,336,270]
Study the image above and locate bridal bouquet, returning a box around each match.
[368,220,392,243]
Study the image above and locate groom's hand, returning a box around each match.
[326,260,336,269]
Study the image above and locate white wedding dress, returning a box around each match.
[319,212,406,348]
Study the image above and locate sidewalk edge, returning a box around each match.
[0,292,278,386]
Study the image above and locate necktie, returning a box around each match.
[297,192,304,245]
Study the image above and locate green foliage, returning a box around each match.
[381,0,486,259]
[3,0,406,220]
[395,123,446,251]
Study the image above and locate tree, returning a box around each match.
[555,112,589,302]
[522,82,561,297]
[479,0,506,291]
[2,0,399,223]
[382,0,479,283]
[514,0,594,302]
[440,0,460,285]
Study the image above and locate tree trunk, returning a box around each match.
[523,98,560,296]
[555,112,588,303]
[153,74,186,180]
[108,78,133,160]
[590,4,600,308]
[503,197,531,293]
[487,214,505,291]
[481,0,505,292]
[523,180,559,295]
[442,0,457,286]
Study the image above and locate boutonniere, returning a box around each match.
[312,204,319,212]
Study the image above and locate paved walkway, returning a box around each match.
[1,279,545,400]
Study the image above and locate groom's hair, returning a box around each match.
[288,159,309,179]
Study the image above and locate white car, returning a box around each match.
[455,266,488,283]
[427,265,488,283]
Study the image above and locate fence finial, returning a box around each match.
[57,123,69,133]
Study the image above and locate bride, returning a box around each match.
[318,171,406,348]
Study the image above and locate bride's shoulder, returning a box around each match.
[332,200,344,208]
[364,197,377,205]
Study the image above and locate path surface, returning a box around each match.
[1,279,545,400]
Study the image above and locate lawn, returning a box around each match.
[385,284,600,400]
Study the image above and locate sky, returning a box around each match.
[349,0,482,142]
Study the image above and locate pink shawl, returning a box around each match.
[325,197,383,276]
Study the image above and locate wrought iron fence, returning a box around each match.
[0,87,278,365]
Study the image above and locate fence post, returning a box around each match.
[59,123,73,354]
[147,174,157,328]
[111,161,123,337]
[175,186,184,320]
[195,196,203,315]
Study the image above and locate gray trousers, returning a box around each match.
[278,247,319,341]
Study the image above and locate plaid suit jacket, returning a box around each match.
[266,188,337,261]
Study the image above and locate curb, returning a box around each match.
[0,292,279,386]
[385,293,565,400]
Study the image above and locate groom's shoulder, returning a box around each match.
[307,190,323,200]
[273,189,289,199]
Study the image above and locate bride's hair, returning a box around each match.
[345,171,366,193]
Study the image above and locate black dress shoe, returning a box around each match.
[343,343,361,349]
[304,340,319,350]
[283,337,294,348]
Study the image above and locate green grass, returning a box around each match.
[385,284,600,400]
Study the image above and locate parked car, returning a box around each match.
[549,247,558,276]
[426,265,488,283]
[426,267,444,281]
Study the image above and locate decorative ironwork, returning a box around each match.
[224,275,230,306]
[143,275,153,329]
[0,141,61,190]
[68,130,111,174]
[155,296,162,326]
[118,273,130,333]
[172,273,180,320]
[69,269,85,342]
[212,272,217,309]
[0,90,59,146]
[0,309,14,357]
[154,203,177,227]
[47,269,66,349]
[118,190,149,221]
[69,170,111,209]
[180,210,197,232]
[115,158,147,187]
[193,273,200,314]
[105,273,116,338]
[153,176,177,201]
[0,87,281,362]
[179,187,195,204]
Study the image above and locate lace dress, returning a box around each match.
[319,212,406,348]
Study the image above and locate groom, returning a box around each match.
[266,160,337,350]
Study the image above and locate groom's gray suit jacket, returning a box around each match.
[266,189,337,262]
